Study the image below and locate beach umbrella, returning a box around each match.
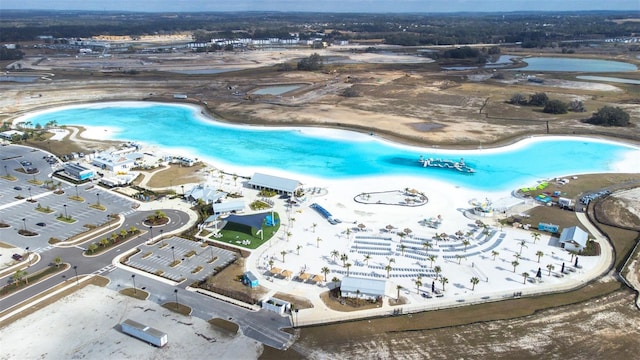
[561,262,565,274]
[386,224,394,232]
[574,256,579,267]
[358,223,366,231]
[536,267,542,278]
[404,228,412,236]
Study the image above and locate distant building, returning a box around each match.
[558,226,589,252]
[212,200,245,215]
[248,172,301,195]
[184,185,226,204]
[0,130,24,140]
[63,163,94,181]
[340,276,387,301]
[92,152,137,172]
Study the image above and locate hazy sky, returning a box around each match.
[2,0,639,13]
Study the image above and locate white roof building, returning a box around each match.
[248,172,301,195]
[340,276,387,300]
[558,226,589,252]
[212,200,245,215]
[92,152,138,172]
[185,185,226,204]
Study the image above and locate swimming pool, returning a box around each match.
[22,102,640,191]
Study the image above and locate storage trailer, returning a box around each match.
[120,319,168,347]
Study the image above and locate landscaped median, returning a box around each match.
[0,263,70,298]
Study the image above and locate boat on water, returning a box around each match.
[418,156,475,173]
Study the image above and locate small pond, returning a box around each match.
[253,84,303,95]
[517,57,637,72]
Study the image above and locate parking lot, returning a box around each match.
[126,236,236,283]
[0,144,137,252]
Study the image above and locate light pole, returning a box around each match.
[149,226,153,242]
[75,184,79,198]
[63,204,68,219]
[174,289,179,310]
[4,165,7,177]
[171,246,176,263]
[25,247,31,265]
[181,185,185,196]
[210,246,214,261]
[27,187,32,201]
[22,218,26,231]
[131,274,136,294]
[96,193,100,206]
[159,229,164,240]
[107,215,111,231]
[73,265,79,285]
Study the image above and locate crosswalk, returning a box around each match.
[31,245,53,254]
[93,264,117,275]
[120,209,137,217]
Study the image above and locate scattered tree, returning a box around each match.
[536,251,544,263]
[491,250,500,261]
[470,277,480,291]
[569,99,585,112]
[585,106,630,127]
[522,272,530,284]
[543,99,568,114]
[511,260,520,272]
[508,93,528,105]
[529,92,549,106]
[546,263,555,276]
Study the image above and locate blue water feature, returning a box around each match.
[518,57,637,72]
[24,102,639,191]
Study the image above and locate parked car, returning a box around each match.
[12,253,23,261]
[36,222,46,227]
[14,186,22,191]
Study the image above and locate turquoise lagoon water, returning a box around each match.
[518,57,637,72]
[26,103,639,191]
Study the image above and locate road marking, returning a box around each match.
[32,246,53,254]
[92,264,117,275]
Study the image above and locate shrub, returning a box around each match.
[528,92,549,106]
[543,100,568,114]
[584,106,630,127]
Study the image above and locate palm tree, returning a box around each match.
[519,240,528,255]
[54,256,62,268]
[345,263,352,277]
[268,259,274,269]
[388,257,395,266]
[396,285,403,300]
[511,260,520,273]
[440,277,449,291]
[427,254,437,268]
[312,223,317,233]
[531,232,541,244]
[345,227,352,240]
[385,264,392,278]
[88,243,98,254]
[491,250,499,261]
[13,269,28,286]
[400,244,407,256]
[536,251,544,263]
[321,266,330,282]
[522,272,529,284]
[415,278,423,294]
[462,239,471,251]
[483,228,491,240]
[330,250,339,262]
[434,265,442,279]
[456,254,466,264]
[546,263,555,276]
[363,254,372,266]
[470,277,480,291]
[340,253,349,267]
[286,231,292,241]
[129,226,138,234]
[296,244,302,255]
[280,250,287,263]
[433,233,442,244]
[100,238,110,247]
[422,241,433,253]
[316,237,322,248]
